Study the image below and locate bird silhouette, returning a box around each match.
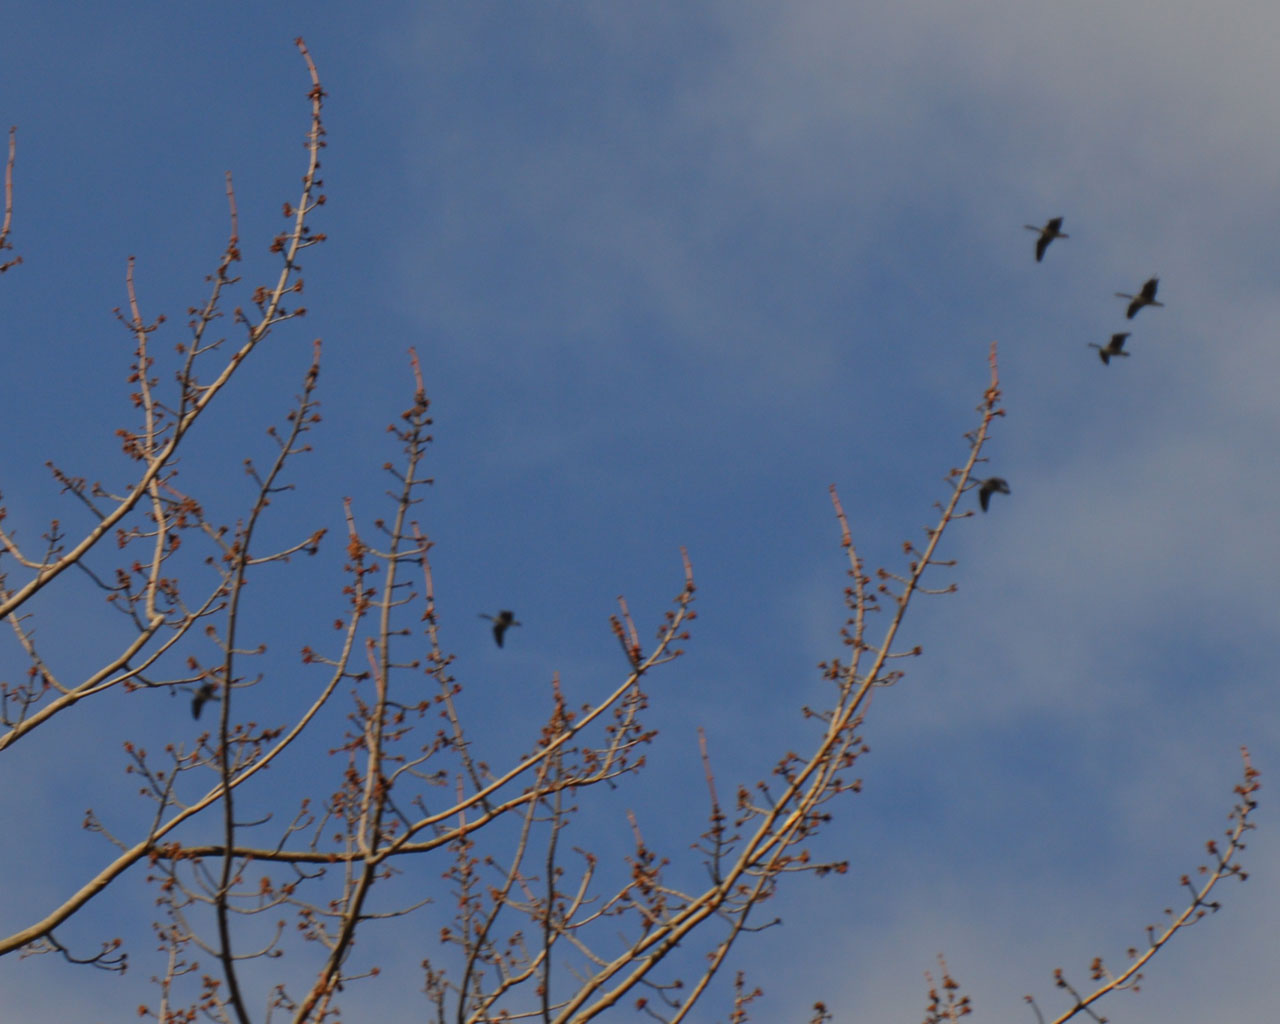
[1116,277,1163,319]
[977,477,1011,512]
[1088,332,1131,365]
[192,682,219,720]
[480,610,521,648]
[1024,217,1068,262]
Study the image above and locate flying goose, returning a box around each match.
[1088,332,1131,365]
[977,477,1011,512]
[480,609,521,648]
[1116,276,1163,319]
[1024,217,1068,262]
[192,682,219,720]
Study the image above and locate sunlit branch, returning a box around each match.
[553,345,1004,1021]
[1029,748,1260,1024]
[0,126,19,273]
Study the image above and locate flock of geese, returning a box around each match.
[1024,215,1164,366]
[976,217,1165,516]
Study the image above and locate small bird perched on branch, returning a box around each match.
[1089,332,1131,365]
[192,682,219,720]
[1024,217,1068,262]
[1116,276,1163,319]
[480,610,521,648]
[977,477,1011,512]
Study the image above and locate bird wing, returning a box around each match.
[1035,235,1049,261]
[192,686,211,719]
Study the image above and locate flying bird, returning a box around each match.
[192,682,219,720]
[1088,332,1131,365]
[1024,217,1068,262]
[1116,276,1163,319]
[977,477,1011,513]
[480,610,521,648]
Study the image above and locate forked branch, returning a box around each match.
[0,37,325,623]
[551,346,1005,1021]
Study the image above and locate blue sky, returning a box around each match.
[2,2,1277,1020]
